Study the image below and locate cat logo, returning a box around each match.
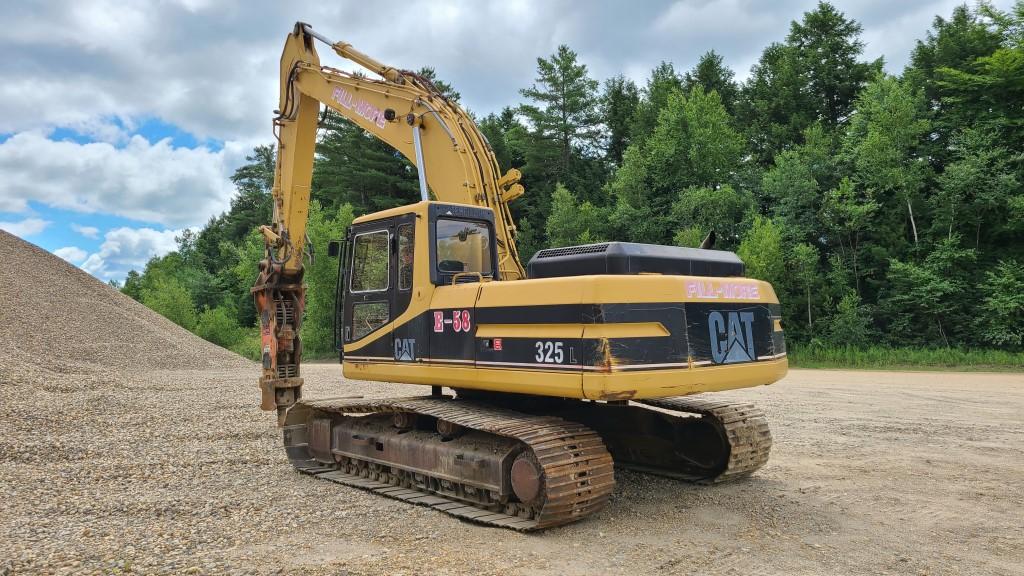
[394,338,416,361]
[708,311,756,364]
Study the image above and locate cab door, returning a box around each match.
[343,220,396,360]
[426,214,498,367]
[389,214,422,363]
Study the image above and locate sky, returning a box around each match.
[0,0,1012,282]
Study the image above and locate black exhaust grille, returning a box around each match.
[535,243,610,258]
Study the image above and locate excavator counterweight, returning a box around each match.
[255,23,787,530]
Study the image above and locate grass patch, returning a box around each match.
[788,344,1024,371]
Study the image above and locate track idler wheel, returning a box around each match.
[510,452,543,505]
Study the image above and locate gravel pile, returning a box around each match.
[2,230,1022,575]
[0,231,248,381]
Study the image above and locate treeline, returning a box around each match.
[122,2,1024,358]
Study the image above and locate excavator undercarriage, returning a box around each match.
[282,393,771,530]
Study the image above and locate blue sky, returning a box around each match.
[0,117,225,277]
[0,0,1014,282]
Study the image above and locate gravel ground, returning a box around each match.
[2,231,1023,575]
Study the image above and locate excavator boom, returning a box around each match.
[268,23,524,280]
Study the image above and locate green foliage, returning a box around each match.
[787,242,821,337]
[630,62,683,146]
[737,2,880,164]
[612,86,743,244]
[762,124,833,245]
[313,110,419,214]
[673,227,705,248]
[843,74,931,246]
[601,75,640,165]
[195,306,245,348]
[141,275,197,331]
[786,2,882,128]
[671,185,754,249]
[682,50,739,113]
[122,270,143,302]
[737,216,784,286]
[229,328,262,361]
[824,293,875,347]
[302,202,356,357]
[932,127,1023,245]
[545,184,608,247]
[975,260,1024,348]
[518,45,603,189]
[879,237,976,346]
[789,344,1024,370]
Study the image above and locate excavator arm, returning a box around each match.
[255,23,526,417]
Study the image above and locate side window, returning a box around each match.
[435,219,493,276]
[398,224,414,290]
[350,230,389,292]
[351,302,389,341]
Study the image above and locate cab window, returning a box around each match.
[351,302,389,340]
[435,219,492,276]
[397,223,414,290]
[350,230,389,292]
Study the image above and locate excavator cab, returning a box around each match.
[330,202,500,358]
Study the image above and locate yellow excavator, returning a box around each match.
[254,23,787,530]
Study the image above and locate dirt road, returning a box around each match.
[3,363,1023,575]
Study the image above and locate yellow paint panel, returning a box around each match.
[476,322,668,339]
[583,322,670,338]
[476,276,583,307]
[582,358,788,400]
[475,323,583,338]
[343,361,584,398]
[430,283,482,309]
[352,202,425,224]
[476,274,780,306]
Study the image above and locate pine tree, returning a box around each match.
[630,62,683,146]
[787,2,881,128]
[683,50,739,113]
[601,75,639,165]
[518,45,602,180]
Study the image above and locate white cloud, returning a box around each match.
[0,217,51,237]
[81,227,181,279]
[71,223,100,239]
[0,0,1014,143]
[54,246,88,263]
[0,132,237,228]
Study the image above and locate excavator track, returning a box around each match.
[282,396,616,531]
[636,396,772,483]
[471,393,773,485]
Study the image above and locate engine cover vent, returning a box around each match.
[534,243,610,258]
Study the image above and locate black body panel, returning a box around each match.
[346,301,784,371]
[527,242,744,279]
